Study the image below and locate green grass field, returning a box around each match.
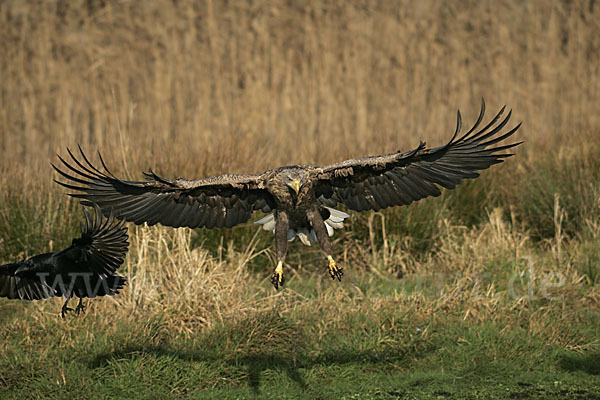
[1,266,599,399]
[1,1,600,398]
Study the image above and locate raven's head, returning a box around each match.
[13,259,33,276]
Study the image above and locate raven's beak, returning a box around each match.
[14,263,28,276]
[291,180,301,194]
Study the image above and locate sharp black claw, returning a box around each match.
[271,272,285,290]
[75,302,86,316]
[271,274,279,290]
[328,267,343,281]
[327,256,343,282]
[61,307,74,319]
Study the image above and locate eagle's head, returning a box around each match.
[282,168,308,195]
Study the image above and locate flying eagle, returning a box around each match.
[53,100,521,289]
[0,206,129,318]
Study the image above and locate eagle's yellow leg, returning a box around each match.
[271,260,285,290]
[327,255,343,281]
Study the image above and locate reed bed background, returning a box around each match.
[1,0,599,398]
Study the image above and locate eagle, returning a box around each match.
[0,206,129,318]
[53,100,521,289]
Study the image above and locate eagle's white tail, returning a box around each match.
[254,207,351,246]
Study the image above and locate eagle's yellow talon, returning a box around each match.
[327,255,343,281]
[271,261,285,290]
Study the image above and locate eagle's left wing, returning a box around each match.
[53,147,276,229]
[315,100,522,211]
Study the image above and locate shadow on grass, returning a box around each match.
[241,353,307,393]
[88,345,307,394]
[87,342,431,394]
[559,353,600,375]
[84,309,436,394]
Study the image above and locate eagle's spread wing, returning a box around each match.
[0,263,56,300]
[53,147,275,229]
[56,205,129,276]
[315,100,522,211]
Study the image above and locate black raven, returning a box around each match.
[0,205,129,318]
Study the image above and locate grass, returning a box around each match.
[1,0,600,398]
[1,210,599,398]
[0,284,599,399]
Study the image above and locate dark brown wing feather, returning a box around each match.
[52,147,275,229]
[315,99,522,211]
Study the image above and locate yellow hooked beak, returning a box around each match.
[291,180,301,194]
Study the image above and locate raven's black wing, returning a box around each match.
[56,205,129,276]
[0,262,56,300]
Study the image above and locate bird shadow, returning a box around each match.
[87,342,430,394]
[88,343,310,394]
[242,352,307,393]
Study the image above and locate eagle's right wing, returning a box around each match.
[53,148,276,229]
